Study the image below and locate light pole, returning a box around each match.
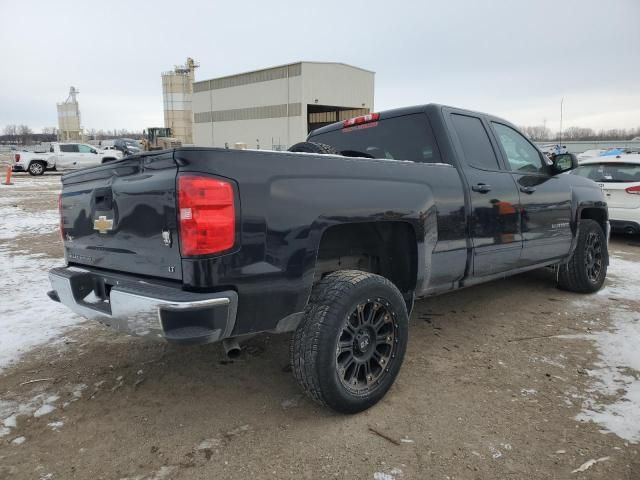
[559,97,564,146]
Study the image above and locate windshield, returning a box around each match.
[124,140,139,148]
[573,162,640,183]
[308,113,443,164]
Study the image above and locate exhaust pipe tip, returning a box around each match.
[223,338,241,359]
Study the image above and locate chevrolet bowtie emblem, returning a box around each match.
[93,215,114,234]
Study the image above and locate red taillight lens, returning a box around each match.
[58,193,64,241]
[178,175,235,256]
[342,112,380,128]
[625,185,640,195]
[15,153,20,162]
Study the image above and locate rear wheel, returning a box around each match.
[290,270,408,413]
[28,161,45,176]
[287,142,338,155]
[557,219,608,293]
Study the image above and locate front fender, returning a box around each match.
[565,182,608,262]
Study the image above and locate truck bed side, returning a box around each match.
[174,148,467,335]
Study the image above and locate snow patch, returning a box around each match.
[11,435,26,445]
[48,421,64,431]
[0,245,83,371]
[598,256,640,299]
[373,468,403,480]
[0,392,61,436]
[576,308,640,443]
[33,403,56,418]
[0,206,59,240]
[570,256,640,443]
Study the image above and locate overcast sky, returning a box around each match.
[1,0,638,133]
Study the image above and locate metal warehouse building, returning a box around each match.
[192,62,375,150]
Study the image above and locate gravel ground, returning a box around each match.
[0,172,639,480]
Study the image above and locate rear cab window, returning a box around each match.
[59,144,79,153]
[308,113,443,164]
[573,163,640,183]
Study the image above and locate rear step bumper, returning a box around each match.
[48,266,238,345]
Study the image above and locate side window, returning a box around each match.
[492,123,546,174]
[450,114,500,170]
[78,144,93,153]
[59,144,78,153]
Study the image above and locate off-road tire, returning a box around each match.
[28,161,45,176]
[557,219,608,293]
[290,270,408,414]
[287,142,339,155]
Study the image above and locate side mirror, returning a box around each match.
[553,153,578,173]
[90,149,97,154]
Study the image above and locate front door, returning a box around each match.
[490,122,572,265]
[449,113,522,277]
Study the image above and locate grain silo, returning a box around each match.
[57,86,82,141]
[162,58,199,144]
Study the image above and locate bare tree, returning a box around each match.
[17,125,33,145]
[520,125,552,141]
[562,126,596,141]
[3,124,18,136]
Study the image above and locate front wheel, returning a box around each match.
[28,161,45,176]
[290,270,408,414]
[557,219,608,293]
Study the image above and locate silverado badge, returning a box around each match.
[93,215,114,234]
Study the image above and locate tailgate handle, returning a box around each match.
[94,188,113,209]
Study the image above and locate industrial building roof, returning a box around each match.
[193,61,375,89]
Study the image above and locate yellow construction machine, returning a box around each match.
[142,127,182,151]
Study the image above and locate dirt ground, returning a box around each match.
[0,172,639,480]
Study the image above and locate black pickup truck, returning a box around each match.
[49,104,609,413]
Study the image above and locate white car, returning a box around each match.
[12,143,123,175]
[571,154,640,234]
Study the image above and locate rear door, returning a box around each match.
[60,151,182,280]
[55,144,80,170]
[447,111,522,277]
[490,122,572,265]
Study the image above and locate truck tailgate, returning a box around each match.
[60,152,182,280]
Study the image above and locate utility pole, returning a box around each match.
[559,97,564,144]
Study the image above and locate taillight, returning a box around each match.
[178,175,235,256]
[342,112,380,128]
[15,153,20,162]
[625,185,640,195]
[58,194,64,241]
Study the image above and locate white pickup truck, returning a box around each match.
[12,142,123,176]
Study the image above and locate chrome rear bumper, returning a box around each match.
[48,266,237,345]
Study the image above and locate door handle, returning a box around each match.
[520,186,536,194]
[472,183,492,193]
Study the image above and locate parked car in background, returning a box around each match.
[113,138,142,156]
[539,144,568,157]
[571,154,640,234]
[101,145,119,152]
[577,149,606,162]
[12,143,123,175]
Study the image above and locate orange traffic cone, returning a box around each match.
[2,166,13,185]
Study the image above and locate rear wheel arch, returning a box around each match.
[311,221,418,312]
